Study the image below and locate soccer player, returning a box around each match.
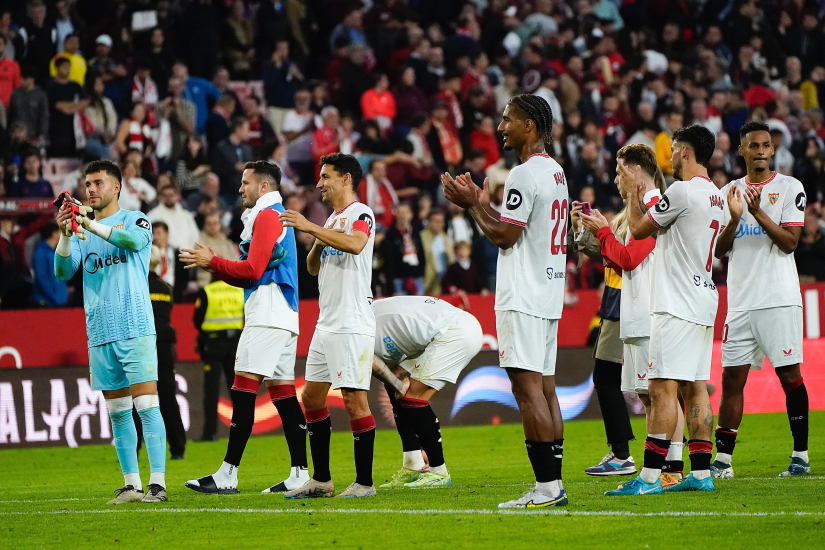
[443,94,569,508]
[54,160,167,504]
[606,125,725,496]
[579,144,686,488]
[280,153,378,499]
[179,161,308,494]
[711,121,809,478]
[370,296,483,488]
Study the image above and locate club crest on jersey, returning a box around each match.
[338,217,347,230]
[769,193,779,205]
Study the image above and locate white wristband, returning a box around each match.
[85,218,112,240]
[56,234,73,257]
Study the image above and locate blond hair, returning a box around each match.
[612,144,668,242]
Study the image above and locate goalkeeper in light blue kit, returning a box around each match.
[55,160,168,504]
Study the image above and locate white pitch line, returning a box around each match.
[2,508,825,518]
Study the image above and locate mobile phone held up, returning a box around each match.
[580,202,592,216]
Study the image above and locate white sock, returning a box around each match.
[213,461,238,488]
[284,466,310,490]
[640,467,660,484]
[666,441,683,461]
[715,452,732,465]
[149,472,166,487]
[124,473,142,491]
[403,450,426,471]
[692,470,710,480]
[792,450,809,462]
[535,480,560,496]
[430,463,449,477]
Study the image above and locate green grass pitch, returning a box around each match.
[1,412,823,549]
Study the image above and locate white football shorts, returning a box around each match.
[496,310,559,376]
[722,306,803,369]
[648,313,712,382]
[621,337,650,394]
[305,330,375,390]
[399,311,483,390]
[234,326,297,380]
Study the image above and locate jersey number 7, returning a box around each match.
[551,199,568,255]
[706,220,720,272]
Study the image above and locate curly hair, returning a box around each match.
[508,94,554,151]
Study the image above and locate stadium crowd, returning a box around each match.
[3,0,825,310]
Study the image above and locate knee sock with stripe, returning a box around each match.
[641,435,670,483]
[306,407,332,482]
[351,415,376,487]
[401,397,447,476]
[688,439,713,480]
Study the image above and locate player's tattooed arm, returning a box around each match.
[744,185,802,254]
[442,172,523,249]
[715,186,742,258]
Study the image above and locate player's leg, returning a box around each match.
[661,398,685,485]
[262,334,310,493]
[776,364,810,475]
[199,335,223,442]
[379,366,424,487]
[371,356,409,399]
[156,339,186,459]
[399,380,449,487]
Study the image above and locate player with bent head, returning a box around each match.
[55,160,167,504]
[711,121,810,478]
[370,296,483,488]
[180,161,309,495]
[607,125,725,496]
[443,94,569,508]
[280,153,378,499]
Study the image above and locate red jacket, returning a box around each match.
[468,130,500,169]
[595,226,655,273]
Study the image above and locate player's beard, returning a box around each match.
[672,158,682,181]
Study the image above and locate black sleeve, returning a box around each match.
[193,287,207,329]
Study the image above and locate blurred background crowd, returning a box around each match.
[2,0,825,312]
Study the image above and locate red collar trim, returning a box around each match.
[335,201,356,215]
[745,172,777,186]
[692,175,712,182]
[525,153,551,161]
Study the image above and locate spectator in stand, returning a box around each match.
[461,148,488,189]
[150,220,178,294]
[358,159,398,230]
[0,214,47,308]
[205,94,237,153]
[48,33,85,86]
[308,79,329,114]
[461,51,494,106]
[654,109,683,177]
[795,137,825,204]
[770,128,795,176]
[421,45,445,97]
[796,209,825,281]
[31,221,66,307]
[262,40,302,133]
[393,67,428,129]
[625,121,658,149]
[45,56,87,156]
[148,179,201,254]
[7,76,48,146]
[281,88,321,186]
[119,160,156,213]
[421,208,454,295]
[572,141,611,207]
[88,34,128,90]
[0,34,20,109]
[172,60,221,135]
[186,172,228,213]
[12,150,51,198]
[131,59,159,117]
[53,0,85,54]
[337,43,371,117]
[13,0,56,85]
[83,75,118,160]
[430,99,463,172]
[469,116,500,170]
[195,212,238,288]
[211,66,241,116]
[143,27,173,96]
[360,73,396,133]
[461,85,491,139]
[442,240,486,296]
[435,71,464,133]
[743,71,777,108]
[329,6,368,53]
[176,0,220,79]
[115,101,154,160]
[221,0,255,80]
[243,95,275,157]
[310,106,342,177]
[494,68,519,114]
[160,75,197,162]
[386,202,425,296]
[210,116,252,199]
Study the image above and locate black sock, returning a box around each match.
[593,359,634,453]
[784,379,809,453]
[223,378,260,466]
[552,439,564,482]
[402,399,445,469]
[715,427,738,456]
[270,392,308,468]
[525,440,557,483]
[306,408,332,482]
[643,436,670,472]
[386,384,419,452]
[612,440,630,461]
[662,460,684,474]
[688,440,712,472]
[351,416,376,486]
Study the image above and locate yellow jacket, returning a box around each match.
[49,53,87,86]
[655,131,673,175]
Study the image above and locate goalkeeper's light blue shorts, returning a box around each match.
[88,335,158,391]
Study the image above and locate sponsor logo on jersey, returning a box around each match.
[113,224,124,229]
[783,348,793,356]
[655,194,670,213]
[709,195,724,210]
[796,192,807,211]
[735,223,767,238]
[505,189,523,210]
[769,193,779,205]
[358,213,374,231]
[637,373,647,380]
[136,218,150,230]
[83,253,127,274]
[336,371,342,377]
[382,336,401,359]
[546,267,565,280]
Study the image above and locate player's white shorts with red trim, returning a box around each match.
[234,326,297,380]
[496,310,558,376]
[305,329,375,390]
[621,337,650,394]
[649,313,712,382]
[400,311,483,390]
[722,306,803,369]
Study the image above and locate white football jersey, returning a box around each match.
[495,153,568,320]
[722,172,805,311]
[372,296,463,364]
[620,189,661,340]
[316,201,376,335]
[646,176,726,326]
